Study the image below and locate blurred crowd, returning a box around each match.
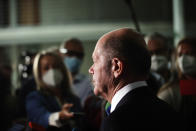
[1,33,196,131]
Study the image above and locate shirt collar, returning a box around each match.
[110,81,147,113]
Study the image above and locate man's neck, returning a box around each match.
[110,80,147,113]
[107,77,146,103]
[108,81,126,102]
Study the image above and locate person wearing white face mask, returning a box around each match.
[157,38,196,131]
[42,68,63,87]
[145,32,172,94]
[177,54,196,77]
[25,51,83,130]
[151,55,169,72]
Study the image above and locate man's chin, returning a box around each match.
[93,89,99,96]
[93,88,103,96]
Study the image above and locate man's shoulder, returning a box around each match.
[105,99,180,130]
[114,86,178,117]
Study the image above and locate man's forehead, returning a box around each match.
[92,50,95,59]
[92,47,99,59]
[92,41,104,59]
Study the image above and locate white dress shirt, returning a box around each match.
[110,81,147,113]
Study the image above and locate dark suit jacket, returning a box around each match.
[101,86,183,131]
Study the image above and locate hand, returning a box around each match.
[59,103,74,120]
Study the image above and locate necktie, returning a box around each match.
[105,102,111,116]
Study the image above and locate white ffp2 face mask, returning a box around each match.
[151,55,168,72]
[42,69,63,87]
[177,55,196,75]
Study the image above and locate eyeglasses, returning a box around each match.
[59,48,84,59]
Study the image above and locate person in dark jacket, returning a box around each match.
[88,28,183,131]
[26,51,82,130]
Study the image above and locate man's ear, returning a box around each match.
[111,58,123,78]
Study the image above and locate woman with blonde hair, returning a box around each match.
[26,50,82,130]
[158,38,196,131]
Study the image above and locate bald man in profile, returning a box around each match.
[89,28,183,131]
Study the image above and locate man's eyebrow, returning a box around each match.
[92,53,96,59]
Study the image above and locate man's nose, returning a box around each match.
[88,65,93,74]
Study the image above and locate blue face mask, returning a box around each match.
[64,57,82,74]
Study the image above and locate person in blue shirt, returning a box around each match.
[26,50,82,130]
[59,38,93,107]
